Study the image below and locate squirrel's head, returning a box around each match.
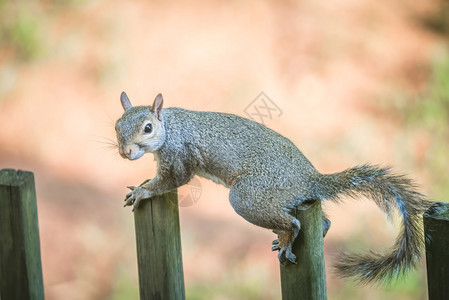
[115,92,166,160]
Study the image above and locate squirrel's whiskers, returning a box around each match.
[91,135,119,151]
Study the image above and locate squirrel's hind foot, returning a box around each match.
[272,239,297,264]
[272,227,299,264]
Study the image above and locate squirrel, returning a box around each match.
[115,91,432,284]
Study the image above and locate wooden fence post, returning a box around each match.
[0,169,44,300]
[133,191,185,300]
[279,200,327,300]
[424,202,449,300]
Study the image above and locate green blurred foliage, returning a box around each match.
[109,264,278,300]
[334,269,426,300]
[109,267,139,300]
[186,273,277,300]
[50,0,90,7]
[407,55,449,128]
[0,0,89,62]
[8,12,43,61]
[404,50,449,202]
[0,2,44,61]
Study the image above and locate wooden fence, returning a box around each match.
[0,168,448,300]
[0,169,44,300]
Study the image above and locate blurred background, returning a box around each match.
[1,0,449,299]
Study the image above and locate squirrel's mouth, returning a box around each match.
[119,145,145,160]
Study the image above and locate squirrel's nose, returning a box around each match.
[120,146,133,159]
[124,147,133,159]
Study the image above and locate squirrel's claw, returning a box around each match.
[277,247,297,264]
[272,245,281,251]
[124,186,138,206]
[286,252,297,264]
[131,197,142,212]
[124,194,139,210]
[124,195,134,207]
[124,188,137,207]
[278,251,287,265]
[272,239,281,251]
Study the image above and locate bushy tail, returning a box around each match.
[318,164,432,284]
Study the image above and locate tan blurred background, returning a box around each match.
[1,0,449,299]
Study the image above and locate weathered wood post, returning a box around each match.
[0,169,45,300]
[423,202,449,300]
[279,200,327,300]
[133,191,185,300]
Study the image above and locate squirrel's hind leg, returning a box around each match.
[271,218,301,264]
[228,176,302,264]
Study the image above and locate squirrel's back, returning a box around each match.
[161,107,319,188]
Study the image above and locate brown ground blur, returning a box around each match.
[0,0,446,299]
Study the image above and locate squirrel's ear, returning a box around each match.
[120,92,132,111]
[151,93,164,121]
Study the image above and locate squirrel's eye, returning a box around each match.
[144,123,153,133]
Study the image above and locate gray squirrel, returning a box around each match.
[115,92,432,284]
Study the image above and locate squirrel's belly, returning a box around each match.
[196,169,230,188]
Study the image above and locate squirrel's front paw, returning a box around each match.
[124,186,152,211]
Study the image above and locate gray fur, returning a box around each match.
[115,92,432,284]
